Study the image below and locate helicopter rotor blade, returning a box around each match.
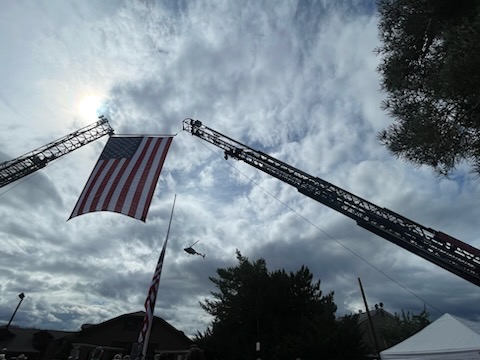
[189,239,200,247]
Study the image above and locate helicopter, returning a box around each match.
[184,240,205,258]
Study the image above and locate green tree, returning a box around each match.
[381,308,430,346]
[196,250,368,360]
[376,0,480,175]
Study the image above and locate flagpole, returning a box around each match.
[141,194,177,359]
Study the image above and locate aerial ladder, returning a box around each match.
[0,116,114,188]
[183,118,480,287]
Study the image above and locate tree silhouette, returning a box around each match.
[376,0,480,175]
[196,250,367,360]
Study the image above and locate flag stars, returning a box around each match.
[100,137,143,160]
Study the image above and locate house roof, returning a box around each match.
[0,327,74,354]
[358,308,396,324]
[79,311,190,340]
[1,311,193,357]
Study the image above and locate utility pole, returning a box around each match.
[358,278,381,357]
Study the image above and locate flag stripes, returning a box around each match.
[138,238,167,344]
[69,136,173,222]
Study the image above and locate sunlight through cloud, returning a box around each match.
[78,94,104,119]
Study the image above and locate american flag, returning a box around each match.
[138,237,168,346]
[136,195,176,359]
[69,136,173,222]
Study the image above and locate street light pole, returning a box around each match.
[6,293,25,330]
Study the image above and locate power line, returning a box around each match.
[193,135,444,315]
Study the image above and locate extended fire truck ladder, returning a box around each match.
[0,116,114,188]
[183,118,480,287]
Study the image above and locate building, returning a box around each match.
[357,305,398,354]
[1,312,193,360]
[0,327,72,360]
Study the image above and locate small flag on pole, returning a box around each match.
[136,195,176,359]
[69,136,173,222]
[138,238,167,345]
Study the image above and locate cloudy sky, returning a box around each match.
[1,0,480,338]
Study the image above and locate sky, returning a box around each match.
[1,0,480,339]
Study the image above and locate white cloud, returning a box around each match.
[1,0,480,339]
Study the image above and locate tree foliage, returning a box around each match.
[381,308,430,347]
[376,0,480,175]
[195,250,368,360]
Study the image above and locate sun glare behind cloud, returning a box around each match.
[78,95,103,119]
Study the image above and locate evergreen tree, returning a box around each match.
[196,250,368,360]
[376,0,480,175]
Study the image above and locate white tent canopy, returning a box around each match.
[380,313,480,360]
